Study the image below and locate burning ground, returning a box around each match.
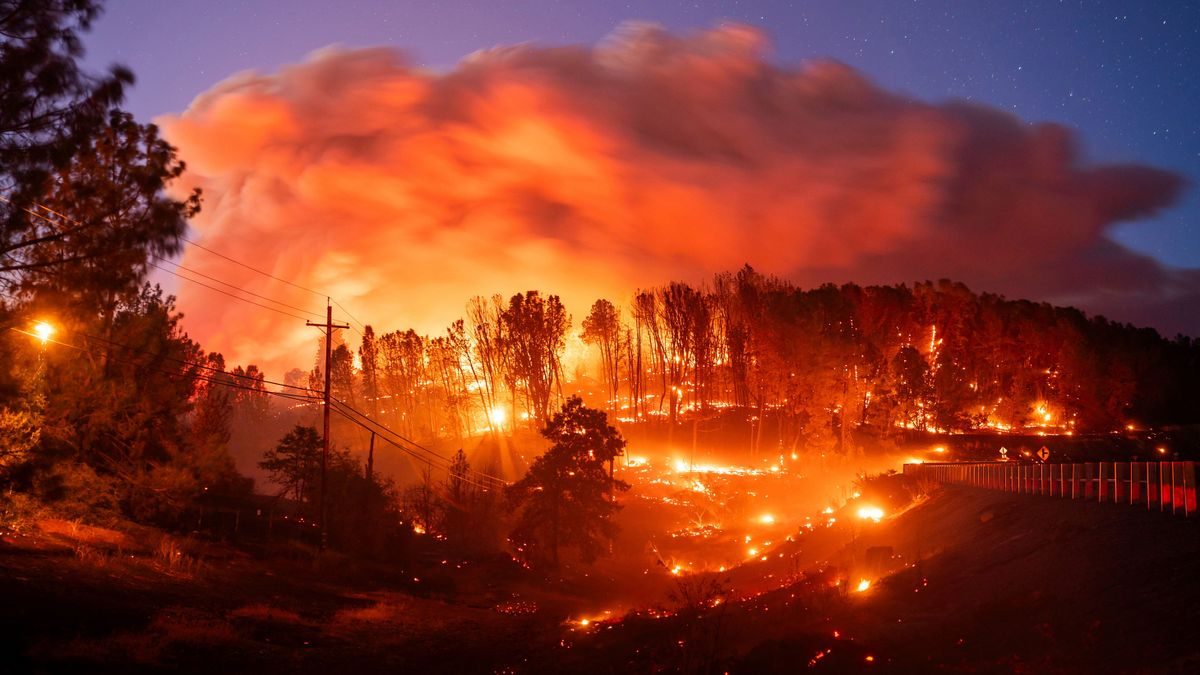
[4,468,1199,673]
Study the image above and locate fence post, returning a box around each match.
[1130,463,1142,505]
[1072,463,1083,499]
[1114,462,1130,504]
[1172,462,1185,516]
[1084,463,1096,500]
[1162,462,1174,512]
[1098,463,1112,502]
[1183,462,1197,517]
[1147,463,1160,510]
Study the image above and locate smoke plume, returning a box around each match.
[158,24,1190,377]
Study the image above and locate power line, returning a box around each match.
[148,261,315,322]
[332,299,367,332]
[180,235,326,298]
[328,404,503,492]
[151,255,325,319]
[13,197,375,336]
[9,327,315,405]
[14,325,506,490]
[81,330,318,396]
[329,397,509,489]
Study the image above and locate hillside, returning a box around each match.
[4,482,1199,673]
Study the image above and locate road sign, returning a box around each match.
[1037,446,1050,461]
[999,447,1008,456]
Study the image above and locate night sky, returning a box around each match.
[82,1,1199,269]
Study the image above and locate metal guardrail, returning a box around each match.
[902,461,1199,517]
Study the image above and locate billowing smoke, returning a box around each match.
[158,23,1190,377]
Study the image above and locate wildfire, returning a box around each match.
[32,321,55,344]
[758,514,776,525]
[488,406,507,428]
[856,506,884,522]
[855,579,872,592]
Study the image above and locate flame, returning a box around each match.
[32,321,54,344]
[855,579,871,592]
[856,506,884,522]
[488,406,507,428]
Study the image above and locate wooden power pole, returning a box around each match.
[308,300,349,550]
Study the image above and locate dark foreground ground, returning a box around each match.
[3,484,1200,674]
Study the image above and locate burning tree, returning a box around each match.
[499,291,569,426]
[506,396,628,569]
[582,298,622,409]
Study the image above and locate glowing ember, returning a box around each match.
[758,514,776,525]
[856,506,885,522]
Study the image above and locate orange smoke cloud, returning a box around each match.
[158,23,1188,377]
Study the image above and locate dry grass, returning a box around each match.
[150,612,239,645]
[37,517,134,549]
[334,600,406,624]
[154,535,204,577]
[41,610,240,666]
[229,603,307,624]
[72,542,110,567]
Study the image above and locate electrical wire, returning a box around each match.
[330,397,509,489]
[151,255,325,319]
[80,330,319,396]
[148,261,315,322]
[179,235,327,298]
[12,325,505,489]
[11,197,371,331]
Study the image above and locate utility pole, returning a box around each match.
[307,300,349,551]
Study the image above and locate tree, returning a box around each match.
[191,352,233,448]
[402,464,440,535]
[8,111,200,309]
[582,299,622,408]
[0,0,130,226]
[891,345,930,430]
[500,291,570,426]
[506,396,628,568]
[441,448,471,541]
[259,425,321,504]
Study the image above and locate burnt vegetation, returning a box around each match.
[2,2,1200,673]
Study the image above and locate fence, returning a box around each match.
[902,461,1198,517]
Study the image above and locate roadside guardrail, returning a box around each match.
[902,461,1198,517]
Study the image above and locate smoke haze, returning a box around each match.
[158,24,1191,377]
